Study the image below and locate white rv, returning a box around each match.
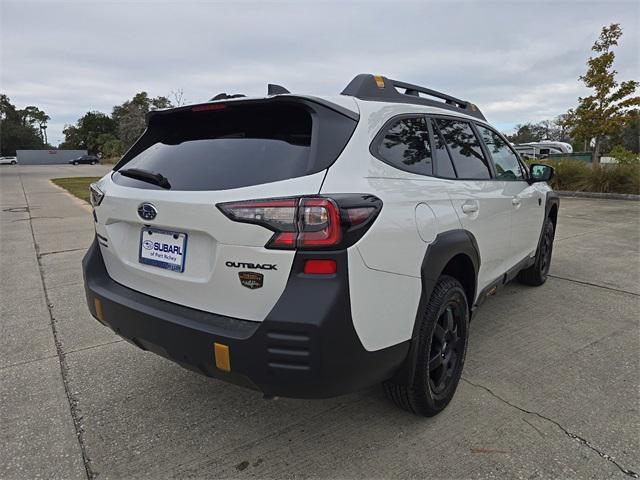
[514,141,573,159]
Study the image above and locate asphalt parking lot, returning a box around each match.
[1,164,638,479]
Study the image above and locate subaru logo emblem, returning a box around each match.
[138,203,157,221]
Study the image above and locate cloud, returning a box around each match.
[1,0,638,144]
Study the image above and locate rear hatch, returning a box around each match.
[95,97,358,321]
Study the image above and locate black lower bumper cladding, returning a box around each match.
[82,239,409,399]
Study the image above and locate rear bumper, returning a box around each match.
[82,239,409,398]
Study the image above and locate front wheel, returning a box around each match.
[11,160,16,165]
[384,275,469,416]
[518,218,555,286]
[72,161,78,165]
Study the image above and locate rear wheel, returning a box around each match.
[91,161,97,165]
[518,218,554,286]
[72,161,78,165]
[11,160,16,165]
[384,275,469,416]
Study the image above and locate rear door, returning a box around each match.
[476,125,543,264]
[431,117,513,290]
[95,98,357,321]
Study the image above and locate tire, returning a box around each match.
[11,160,16,165]
[72,162,78,165]
[384,275,469,416]
[518,218,555,286]
[91,161,96,165]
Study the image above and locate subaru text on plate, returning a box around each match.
[83,74,558,416]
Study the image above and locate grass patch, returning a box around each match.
[51,177,101,203]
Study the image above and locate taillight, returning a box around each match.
[217,195,382,250]
[297,198,341,247]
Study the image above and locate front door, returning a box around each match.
[475,125,543,265]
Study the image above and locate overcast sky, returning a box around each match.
[1,0,638,145]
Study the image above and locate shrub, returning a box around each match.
[589,162,640,194]
[528,158,640,194]
[609,145,640,165]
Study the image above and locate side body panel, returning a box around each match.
[321,101,465,351]
[447,179,512,290]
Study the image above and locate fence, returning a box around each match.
[16,149,88,165]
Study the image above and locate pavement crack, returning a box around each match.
[462,378,639,478]
[547,274,639,297]
[19,170,95,480]
[13,215,63,222]
[38,247,87,257]
[64,339,124,356]
[0,354,59,372]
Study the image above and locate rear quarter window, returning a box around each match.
[372,116,433,176]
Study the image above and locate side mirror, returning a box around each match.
[529,164,554,183]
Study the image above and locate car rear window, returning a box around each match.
[113,100,356,191]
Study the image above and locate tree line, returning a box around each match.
[0,95,51,155]
[2,24,637,163]
[59,92,177,159]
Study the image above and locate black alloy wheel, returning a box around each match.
[428,303,464,397]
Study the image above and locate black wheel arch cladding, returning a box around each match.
[391,229,480,386]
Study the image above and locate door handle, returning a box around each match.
[461,203,478,214]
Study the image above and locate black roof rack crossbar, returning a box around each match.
[340,74,486,121]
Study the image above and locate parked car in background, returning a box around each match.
[0,156,18,165]
[70,155,100,165]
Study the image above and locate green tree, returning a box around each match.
[112,92,171,149]
[19,106,50,143]
[566,24,640,164]
[0,94,46,155]
[96,133,124,158]
[60,111,117,154]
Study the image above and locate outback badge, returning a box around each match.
[238,271,264,289]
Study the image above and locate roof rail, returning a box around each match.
[340,74,486,121]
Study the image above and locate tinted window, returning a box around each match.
[113,102,358,191]
[477,125,524,180]
[434,119,491,179]
[428,119,456,178]
[376,116,432,175]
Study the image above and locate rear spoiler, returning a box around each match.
[145,95,360,126]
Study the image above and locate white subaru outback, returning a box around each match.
[83,74,558,416]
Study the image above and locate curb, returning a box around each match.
[557,191,640,201]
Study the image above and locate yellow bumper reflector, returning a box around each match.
[214,343,231,372]
[94,297,105,323]
[374,75,385,88]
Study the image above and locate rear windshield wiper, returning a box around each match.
[119,168,171,189]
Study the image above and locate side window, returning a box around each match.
[376,116,432,175]
[434,118,491,179]
[476,125,524,180]
[428,118,456,178]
